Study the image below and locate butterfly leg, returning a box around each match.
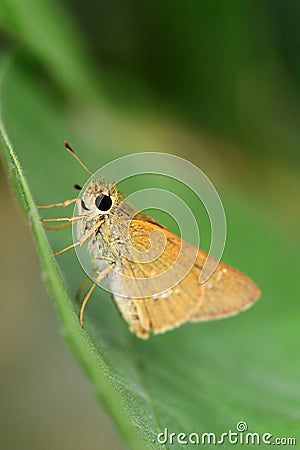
[40,215,84,223]
[38,197,83,229]
[75,269,98,304]
[51,241,81,257]
[79,264,115,328]
[42,222,73,231]
[36,198,78,209]
[76,275,92,303]
[45,217,103,257]
[76,254,114,304]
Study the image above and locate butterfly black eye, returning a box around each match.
[81,199,89,211]
[95,194,112,211]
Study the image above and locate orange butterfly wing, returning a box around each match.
[110,214,260,338]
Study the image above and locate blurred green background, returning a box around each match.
[0,1,299,449]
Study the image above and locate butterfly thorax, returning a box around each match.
[77,178,139,267]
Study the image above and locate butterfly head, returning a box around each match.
[80,179,122,217]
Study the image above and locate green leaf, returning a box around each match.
[0,71,150,450]
[1,57,299,450]
[0,0,101,98]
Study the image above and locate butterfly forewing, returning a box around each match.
[191,254,261,321]
[108,215,260,338]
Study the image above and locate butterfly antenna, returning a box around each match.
[64,140,93,176]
